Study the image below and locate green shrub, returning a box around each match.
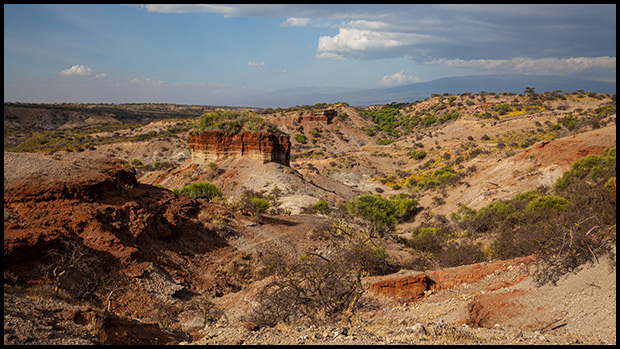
[594,104,616,119]
[554,145,616,191]
[208,161,218,172]
[249,197,270,216]
[310,129,321,138]
[313,199,329,214]
[491,103,512,116]
[130,158,143,167]
[525,195,569,212]
[193,110,277,135]
[433,168,457,183]
[558,114,578,131]
[294,133,307,144]
[411,226,441,239]
[220,120,242,134]
[408,149,427,160]
[408,227,447,258]
[173,182,222,201]
[464,201,514,234]
[513,190,541,202]
[604,177,616,197]
[347,194,397,236]
[421,114,436,127]
[450,204,477,222]
[390,194,419,222]
[479,201,514,217]
[438,111,459,123]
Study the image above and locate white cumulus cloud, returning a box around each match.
[316,28,437,60]
[379,71,420,87]
[59,64,106,78]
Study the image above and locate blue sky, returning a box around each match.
[4,4,616,106]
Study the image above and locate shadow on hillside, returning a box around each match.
[259,215,300,227]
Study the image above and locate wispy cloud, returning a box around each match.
[127,77,165,86]
[425,56,617,77]
[280,17,331,28]
[280,17,311,27]
[379,71,420,87]
[248,60,265,67]
[59,64,106,78]
[248,60,287,74]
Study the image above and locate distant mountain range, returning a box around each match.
[236,74,616,108]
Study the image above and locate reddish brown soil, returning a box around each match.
[3,155,253,344]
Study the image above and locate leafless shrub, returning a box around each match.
[248,251,361,327]
[486,181,615,285]
[532,221,615,286]
[42,240,122,306]
[192,296,225,328]
[86,314,108,343]
[400,253,438,271]
[247,221,393,328]
[432,195,446,206]
[438,242,486,268]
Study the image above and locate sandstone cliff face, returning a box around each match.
[189,130,291,166]
[296,109,337,124]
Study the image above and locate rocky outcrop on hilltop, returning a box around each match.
[296,109,337,124]
[189,130,291,166]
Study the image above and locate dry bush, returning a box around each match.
[42,240,122,305]
[399,253,439,271]
[531,220,615,286]
[408,227,446,257]
[489,182,615,285]
[438,242,486,268]
[153,300,183,330]
[247,221,394,328]
[530,182,616,285]
[248,250,363,327]
[191,296,225,328]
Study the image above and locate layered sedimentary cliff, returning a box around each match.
[189,130,291,166]
[296,109,337,124]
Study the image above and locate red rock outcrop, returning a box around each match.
[296,109,337,124]
[368,257,534,303]
[189,130,291,166]
[368,273,437,302]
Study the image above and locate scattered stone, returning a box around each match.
[407,323,427,336]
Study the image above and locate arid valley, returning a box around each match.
[4,90,616,345]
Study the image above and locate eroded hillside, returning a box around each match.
[4,90,616,344]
